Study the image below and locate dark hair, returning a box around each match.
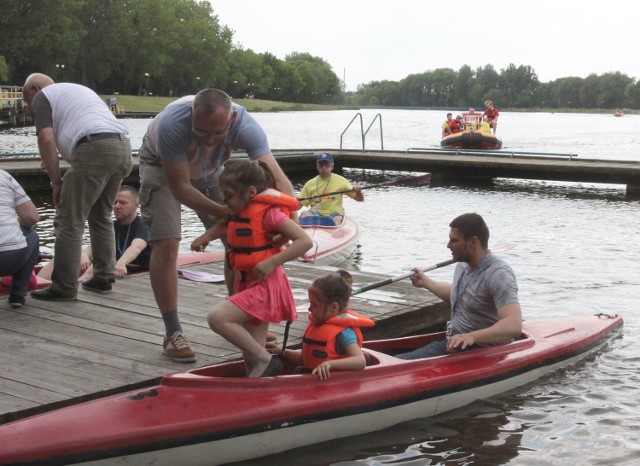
[193,88,232,117]
[219,159,276,194]
[449,213,490,248]
[311,270,353,310]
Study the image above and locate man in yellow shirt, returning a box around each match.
[298,153,364,225]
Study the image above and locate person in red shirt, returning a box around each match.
[450,115,463,133]
[483,100,499,133]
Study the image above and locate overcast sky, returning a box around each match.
[211,0,640,91]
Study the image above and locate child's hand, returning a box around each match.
[253,258,276,280]
[191,235,210,252]
[312,361,332,380]
[265,231,291,247]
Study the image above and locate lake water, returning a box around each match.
[1,110,639,465]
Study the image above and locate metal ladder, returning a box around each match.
[339,113,384,151]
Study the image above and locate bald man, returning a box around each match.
[23,73,132,301]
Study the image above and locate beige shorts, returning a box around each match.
[138,144,224,242]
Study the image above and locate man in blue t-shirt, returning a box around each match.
[138,88,296,363]
[397,213,522,359]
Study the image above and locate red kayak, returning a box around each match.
[0,314,622,465]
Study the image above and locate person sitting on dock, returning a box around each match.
[267,270,374,380]
[396,213,522,359]
[0,170,40,308]
[298,153,364,226]
[483,100,499,133]
[37,185,151,283]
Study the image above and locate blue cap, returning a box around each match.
[316,152,333,163]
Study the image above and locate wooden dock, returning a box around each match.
[0,258,447,424]
[2,149,640,196]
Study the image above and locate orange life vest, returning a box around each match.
[226,188,299,271]
[301,310,375,370]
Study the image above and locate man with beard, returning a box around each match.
[397,213,522,359]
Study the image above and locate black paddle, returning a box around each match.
[352,243,516,295]
[297,172,432,202]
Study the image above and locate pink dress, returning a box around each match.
[227,207,298,324]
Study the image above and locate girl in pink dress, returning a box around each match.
[191,159,312,377]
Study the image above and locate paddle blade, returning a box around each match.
[383,172,431,186]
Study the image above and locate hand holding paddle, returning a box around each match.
[351,243,516,295]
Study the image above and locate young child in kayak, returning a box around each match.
[191,159,312,377]
[267,270,375,380]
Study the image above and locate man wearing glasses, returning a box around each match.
[138,88,296,363]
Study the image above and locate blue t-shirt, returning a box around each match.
[336,327,358,354]
[143,96,271,180]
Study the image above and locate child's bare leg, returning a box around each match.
[207,301,272,377]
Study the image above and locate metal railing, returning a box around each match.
[340,112,384,151]
[406,147,578,160]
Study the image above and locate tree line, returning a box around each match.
[1,0,639,110]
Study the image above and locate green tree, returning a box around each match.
[0,0,86,85]
[597,72,632,109]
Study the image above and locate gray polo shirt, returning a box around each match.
[448,252,519,337]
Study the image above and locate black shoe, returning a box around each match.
[8,294,25,308]
[81,278,113,294]
[260,355,283,377]
[31,287,76,301]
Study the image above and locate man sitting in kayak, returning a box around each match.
[267,270,374,379]
[397,213,522,359]
[298,153,364,225]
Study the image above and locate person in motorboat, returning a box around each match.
[191,159,312,377]
[298,153,364,226]
[267,270,374,379]
[478,116,493,134]
[442,113,463,139]
[37,185,151,284]
[452,114,464,133]
[483,100,499,133]
[441,113,454,138]
[462,108,480,131]
[397,213,522,359]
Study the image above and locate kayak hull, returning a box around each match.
[0,314,622,465]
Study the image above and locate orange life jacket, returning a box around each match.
[226,188,299,271]
[301,310,375,370]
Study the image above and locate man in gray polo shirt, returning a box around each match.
[397,213,522,359]
[138,88,296,363]
[23,73,132,302]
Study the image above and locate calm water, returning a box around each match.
[1,110,639,465]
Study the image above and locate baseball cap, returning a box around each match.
[316,153,334,163]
